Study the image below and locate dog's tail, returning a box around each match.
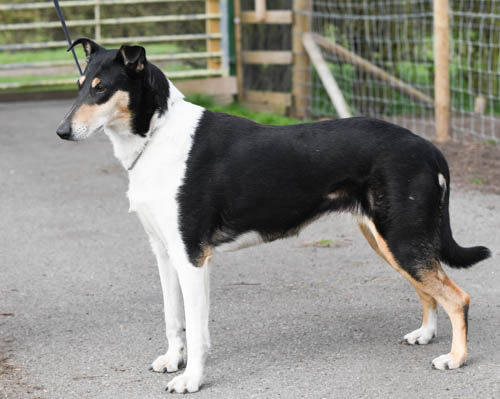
[438,173,491,268]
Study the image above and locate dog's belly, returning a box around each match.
[213,202,340,253]
[214,216,323,253]
[215,231,264,252]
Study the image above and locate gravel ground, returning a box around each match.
[1,100,499,398]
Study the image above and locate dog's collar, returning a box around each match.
[126,96,183,172]
[127,126,158,171]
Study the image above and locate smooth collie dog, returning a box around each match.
[57,38,491,393]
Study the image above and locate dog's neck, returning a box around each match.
[104,80,185,171]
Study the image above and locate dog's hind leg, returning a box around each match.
[418,264,470,370]
[358,217,438,344]
[358,217,469,369]
[149,238,186,373]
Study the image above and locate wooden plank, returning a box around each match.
[0,77,236,104]
[0,33,223,51]
[255,0,267,22]
[242,51,293,65]
[0,52,224,71]
[242,101,289,115]
[175,76,236,96]
[433,0,451,142]
[0,0,201,11]
[240,10,293,24]
[0,14,221,31]
[206,0,221,71]
[244,90,292,106]
[234,0,244,102]
[312,33,435,105]
[302,33,351,118]
[0,70,225,90]
[292,0,312,118]
[177,76,236,104]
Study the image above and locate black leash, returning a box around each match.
[53,0,82,75]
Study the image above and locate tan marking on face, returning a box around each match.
[109,91,132,125]
[91,77,101,88]
[79,76,86,86]
[327,190,343,200]
[72,90,131,128]
[197,246,213,267]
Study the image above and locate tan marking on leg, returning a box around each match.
[359,217,468,367]
[358,217,414,282]
[420,265,469,366]
[91,77,101,88]
[414,286,437,326]
[78,75,86,86]
[359,217,437,328]
[358,217,389,263]
[196,246,212,268]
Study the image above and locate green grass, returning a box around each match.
[484,139,499,146]
[471,178,486,184]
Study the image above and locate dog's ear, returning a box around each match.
[68,38,103,61]
[117,45,146,77]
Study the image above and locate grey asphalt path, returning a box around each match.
[1,100,499,399]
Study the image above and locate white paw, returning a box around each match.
[404,326,436,345]
[432,353,464,370]
[150,350,184,373]
[166,371,202,394]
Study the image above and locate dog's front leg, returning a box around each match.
[149,238,186,373]
[166,261,210,394]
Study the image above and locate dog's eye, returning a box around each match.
[95,84,105,93]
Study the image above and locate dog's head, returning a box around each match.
[56,38,169,141]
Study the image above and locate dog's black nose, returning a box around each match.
[56,119,72,140]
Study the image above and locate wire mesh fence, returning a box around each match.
[450,0,500,141]
[297,0,500,141]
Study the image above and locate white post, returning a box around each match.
[94,0,101,41]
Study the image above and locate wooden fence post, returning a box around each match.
[255,0,266,22]
[233,0,243,102]
[292,0,312,118]
[433,0,451,142]
[206,0,221,71]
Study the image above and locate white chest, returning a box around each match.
[125,101,204,261]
